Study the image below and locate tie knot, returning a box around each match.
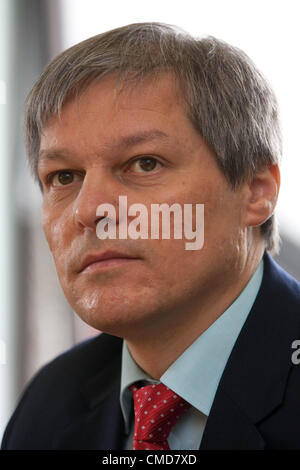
[130,382,190,450]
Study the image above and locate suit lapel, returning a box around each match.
[200,390,265,449]
[52,336,126,450]
[201,253,298,449]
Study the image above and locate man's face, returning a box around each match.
[38,73,249,339]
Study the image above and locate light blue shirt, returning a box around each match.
[120,259,264,450]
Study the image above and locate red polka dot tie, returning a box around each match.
[130,382,191,450]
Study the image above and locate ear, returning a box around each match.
[244,164,280,227]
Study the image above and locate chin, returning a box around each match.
[72,293,155,337]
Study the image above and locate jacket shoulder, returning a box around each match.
[1,333,123,449]
[263,253,300,311]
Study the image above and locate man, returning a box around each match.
[2,22,300,450]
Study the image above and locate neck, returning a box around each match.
[125,245,265,379]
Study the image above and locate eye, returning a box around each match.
[47,170,78,187]
[130,157,162,173]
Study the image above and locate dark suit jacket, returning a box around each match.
[2,252,300,450]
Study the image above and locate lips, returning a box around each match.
[78,250,140,273]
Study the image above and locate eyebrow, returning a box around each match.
[38,129,169,164]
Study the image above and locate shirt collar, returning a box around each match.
[120,259,264,432]
[120,341,158,433]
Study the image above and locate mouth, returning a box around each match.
[78,250,141,273]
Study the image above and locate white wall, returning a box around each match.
[0,0,18,440]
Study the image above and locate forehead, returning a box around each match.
[45,72,183,126]
[39,72,193,157]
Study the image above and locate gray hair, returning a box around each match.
[25,22,282,254]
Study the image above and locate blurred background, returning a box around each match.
[0,0,299,441]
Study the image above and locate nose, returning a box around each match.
[73,169,120,231]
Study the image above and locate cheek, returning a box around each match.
[43,213,63,251]
[42,207,74,272]
[202,195,246,269]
